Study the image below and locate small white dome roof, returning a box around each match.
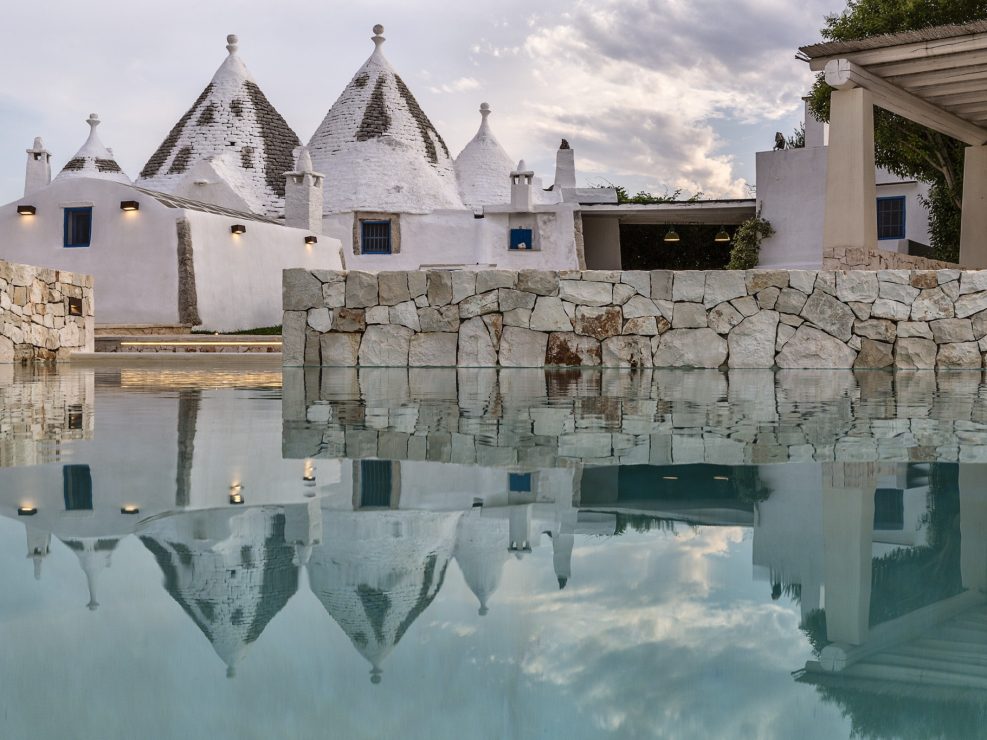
[454,103,514,207]
[54,114,131,184]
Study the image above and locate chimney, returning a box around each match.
[553,138,576,189]
[284,145,324,231]
[24,137,51,195]
[510,159,534,212]
[804,98,826,148]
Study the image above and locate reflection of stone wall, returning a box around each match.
[283,267,987,369]
[1,260,94,360]
[0,366,93,467]
[283,367,987,466]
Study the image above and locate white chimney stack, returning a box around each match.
[24,137,51,195]
[284,145,324,232]
[553,138,576,189]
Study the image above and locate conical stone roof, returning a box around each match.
[136,35,300,217]
[307,25,463,215]
[453,511,509,616]
[454,103,514,207]
[54,114,130,184]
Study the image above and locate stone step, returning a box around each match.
[95,335,282,353]
[95,324,192,336]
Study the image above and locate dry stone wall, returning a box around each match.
[284,267,987,368]
[0,260,94,361]
[823,245,957,271]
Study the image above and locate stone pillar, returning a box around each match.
[960,464,987,592]
[822,87,877,253]
[960,145,987,268]
[821,462,876,646]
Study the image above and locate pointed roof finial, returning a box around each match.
[372,24,385,50]
[86,113,100,133]
[226,34,238,54]
[370,666,383,685]
[480,102,491,119]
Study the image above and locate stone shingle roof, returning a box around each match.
[54,114,131,185]
[136,35,301,218]
[454,103,515,207]
[307,26,464,215]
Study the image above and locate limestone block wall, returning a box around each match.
[823,245,957,271]
[0,260,93,361]
[284,267,987,369]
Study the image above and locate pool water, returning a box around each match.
[1,364,985,739]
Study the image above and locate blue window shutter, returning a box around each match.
[509,228,533,250]
[63,207,93,248]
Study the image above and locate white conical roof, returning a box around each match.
[454,103,514,207]
[54,114,131,184]
[307,510,460,683]
[453,511,509,616]
[307,25,464,215]
[140,508,300,676]
[136,34,301,217]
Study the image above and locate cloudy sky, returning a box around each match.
[0,0,843,205]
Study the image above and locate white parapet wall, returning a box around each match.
[283,267,987,369]
[0,259,93,361]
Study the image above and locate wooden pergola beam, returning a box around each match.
[825,58,987,145]
[809,33,987,71]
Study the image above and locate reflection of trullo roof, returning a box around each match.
[136,34,301,217]
[454,103,515,208]
[139,508,299,677]
[307,25,464,214]
[307,510,460,683]
[61,536,120,611]
[454,511,509,616]
[55,114,131,184]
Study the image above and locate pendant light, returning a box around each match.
[714,226,731,243]
[663,225,680,243]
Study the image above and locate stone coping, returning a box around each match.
[284,367,987,467]
[283,267,987,369]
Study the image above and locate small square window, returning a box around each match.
[361,220,392,254]
[877,197,906,240]
[509,228,533,250]
[509,473,532,493]
[64,207,92,247]
[67,404,83,430]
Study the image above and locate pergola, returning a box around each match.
[800,21,987,268]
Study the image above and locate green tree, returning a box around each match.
[806,0,987,263]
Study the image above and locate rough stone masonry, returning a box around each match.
[283,267,987,369]
[0,259,94,361]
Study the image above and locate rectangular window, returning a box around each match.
[876,196,906,240]
[63,207,93,248]
[360,460,393,508]
[509,228,533,250]
[361,220,392,254]
[63,464,93,511]
[873,488,904,531]
[509,473,532,493]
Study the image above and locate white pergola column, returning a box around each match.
[961,145,987,268]
[960,464,987,592]
[823,86,878,253]
[821,463,876,646]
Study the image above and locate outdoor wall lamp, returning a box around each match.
[714,226,731,243]
[120,505,140,515]
[304,235,318,245]
[230,224,246,235]
[16,205,36,216]
[17,505,37,516]
[120,200,140,211]
[229,483,244,505]
[663,225,680,243]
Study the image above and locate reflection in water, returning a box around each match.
[4,366,987,737]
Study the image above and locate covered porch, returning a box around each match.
[800,21,987,268]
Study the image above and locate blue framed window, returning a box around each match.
[63,465,93,511]
[360,460,393,508]
[63,207,92,248]
[361,220,392,254]
[509,228,533,250]
[509,473,532,493]
[873,488,904,531]
[876,196,906,240]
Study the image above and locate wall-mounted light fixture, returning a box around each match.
[16,205,36,216]
[229,483,244,505]
[303,460,316,486]
[230,224,246,235]
[663,225,680,243]
[714,227,731,243]
[304,235,318,245]
[17,505,37,516]
[120,200,140,211]
[120,505,140,515]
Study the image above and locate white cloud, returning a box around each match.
[429,76,482,94]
